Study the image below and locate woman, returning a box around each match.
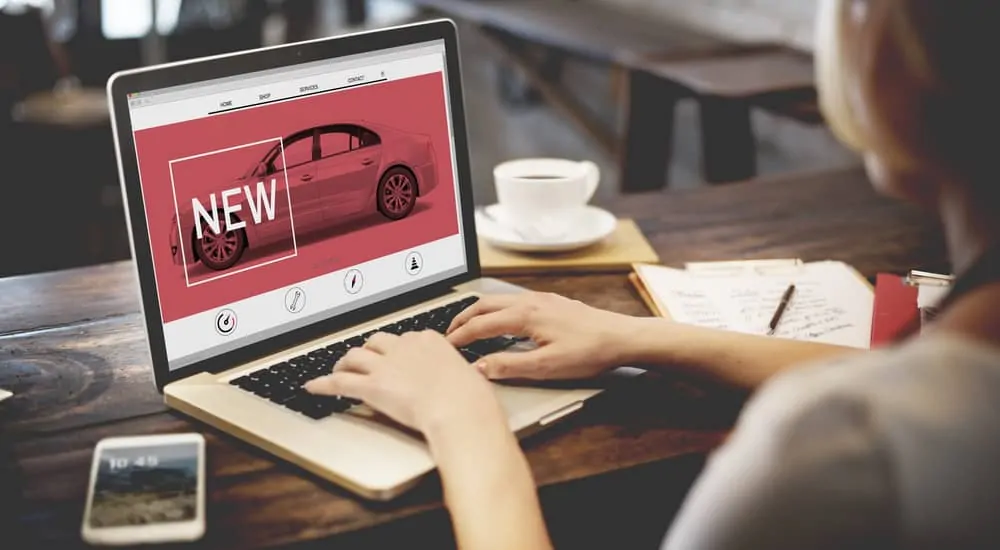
[307,1,1000,547]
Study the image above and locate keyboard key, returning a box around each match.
[283,392,353,420]
[345,335,365,348]
[380,322,404,335]
[229,376,254,390]
[268,390,300,406]
[466,336,517,355]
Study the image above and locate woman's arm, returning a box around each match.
[446,293,864,391]
[425,407,552,550]
[624,318,864,391]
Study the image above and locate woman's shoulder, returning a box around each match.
[731,333,1000,543]
[662,336,1000,549]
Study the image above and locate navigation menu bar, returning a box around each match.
[129,51,444,131]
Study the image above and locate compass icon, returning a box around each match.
[344,269,363,294]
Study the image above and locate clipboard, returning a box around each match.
[628,272,666,317]
[629,258,874,318]
[627,258,876,348]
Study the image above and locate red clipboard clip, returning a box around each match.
[904,270,954,287]
[871,270,952,346]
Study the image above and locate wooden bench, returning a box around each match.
[630,44,818,188]
[402,0,818,191]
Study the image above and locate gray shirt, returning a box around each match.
[661,334,1000,550]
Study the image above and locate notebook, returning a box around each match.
[631,259,875,348]
[478,218,659,275]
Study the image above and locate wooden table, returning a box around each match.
[0,167,948,548]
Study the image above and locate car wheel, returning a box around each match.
[193,217,246,271]
[377,167,417,220]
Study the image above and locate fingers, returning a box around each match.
[473,348,558,380]
[304,371,369,400]
[446,308,527,348]
[447,294,519,334]
[362,331,399,354]
[333,346,383,375]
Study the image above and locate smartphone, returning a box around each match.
[81,433,206,546]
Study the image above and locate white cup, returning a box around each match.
[493,158,599,232]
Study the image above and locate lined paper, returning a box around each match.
[635,261,874,348]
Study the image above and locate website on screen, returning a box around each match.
[127,41,466,370]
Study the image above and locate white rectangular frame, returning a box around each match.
[167,137,297,288]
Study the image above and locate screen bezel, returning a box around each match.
[81,433,206,544]
[107,19,480,391]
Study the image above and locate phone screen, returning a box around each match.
[88,441,200,528]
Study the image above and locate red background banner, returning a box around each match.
[134,73,460,323]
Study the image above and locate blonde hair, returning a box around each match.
[815,0,999,182]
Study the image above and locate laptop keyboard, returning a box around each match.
[227,296,521,420]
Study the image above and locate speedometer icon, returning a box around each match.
[215,309,237,336]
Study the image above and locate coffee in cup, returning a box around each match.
[492,158,599,234]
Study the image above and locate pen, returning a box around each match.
[767,284,796,335]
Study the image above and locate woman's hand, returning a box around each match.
[446,292,647,380]
[304,330,505,436]
[306,330,554,550]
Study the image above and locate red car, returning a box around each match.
[169,121,439,271]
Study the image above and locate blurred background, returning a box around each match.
[0,0,858,278]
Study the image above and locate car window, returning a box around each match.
[359,129,381,147]
[273,134,312,171]
[319,130,352,158]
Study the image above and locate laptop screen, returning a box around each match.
[126,40,467,371]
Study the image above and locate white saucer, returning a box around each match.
[475,204,617,253]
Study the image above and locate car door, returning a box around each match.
[261,130,323,239]
[314,125,383,220]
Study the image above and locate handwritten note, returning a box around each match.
[635,260,874,348]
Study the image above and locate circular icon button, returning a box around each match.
[405,251,423,276]
[344,269,363,294]
[215,309,237,336]
[284,287,306,314]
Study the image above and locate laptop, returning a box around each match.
[107,19,615,500]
